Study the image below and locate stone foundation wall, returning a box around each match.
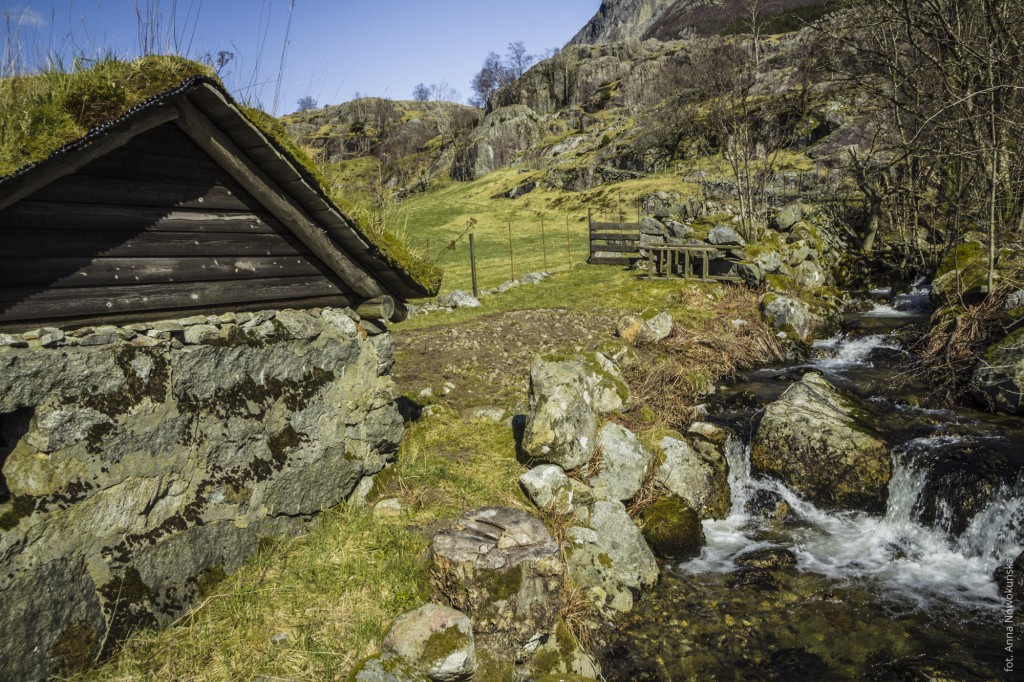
[0,307,402,680]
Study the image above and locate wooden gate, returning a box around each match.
[588,209,641,266]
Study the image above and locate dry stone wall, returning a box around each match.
[0,307,402,680]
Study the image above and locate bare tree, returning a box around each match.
[506,40,535,79]
[412,82,431,101]
[820,0,1024,289]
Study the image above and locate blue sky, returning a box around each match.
[3,1,600,113]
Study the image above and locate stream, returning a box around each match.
[600,287,1024,680]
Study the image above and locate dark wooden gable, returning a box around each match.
[0,122,352,328]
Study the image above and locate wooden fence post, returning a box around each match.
[541,217,548,272]
[507,221,515,281]
[567,214,572,268]
[469,233,479,299]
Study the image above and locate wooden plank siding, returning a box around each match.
[0,122,353,327]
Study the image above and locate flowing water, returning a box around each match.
[600,287,1024,680]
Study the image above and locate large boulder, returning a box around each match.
[707,224,745,246]
[759,293,840,345]
[774,203,804,231]
[522,357,598,470]
[931,240,989,305]
[592,423,654,502]
[382,604,476,682]
[970,328,1024,415]
[430,508,563,652]
[565,500,658,613]
[751,372,891,512]
[655,436,730,519]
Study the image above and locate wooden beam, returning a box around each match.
[173,92,384,299]
[0,276,347,322]
[354,296,394,321]
[0,256,326,289]
[0,295,351,334]
[0,229,309,258]
[0,102,180,212]
[2,201,282,234]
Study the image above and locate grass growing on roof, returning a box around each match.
[0,55,440,295]
[0,55,214,177]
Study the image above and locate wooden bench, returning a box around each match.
[645,245,743,282]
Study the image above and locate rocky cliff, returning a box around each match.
[569,0,829,44]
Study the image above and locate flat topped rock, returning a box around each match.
[430,507,563,652]
[431,507,558,570]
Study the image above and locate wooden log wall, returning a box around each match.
[0,123,353,328]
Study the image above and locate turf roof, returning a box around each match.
[0,55,442,296]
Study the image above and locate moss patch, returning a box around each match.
[640,496,704,560]
[422,624,471,666]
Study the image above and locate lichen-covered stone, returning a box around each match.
[751,372,891,512]
[565,500,658,613]
[522,357,598,470]
[382,604,476,682]
[639,496,704,560]
[520,465,575,514]
[521,620,600,680]
[759,293,840,344]
[970,328,1024,415]
[349,652,430,682]
[593,423,652,502]
[0,307,403,679]
[430,507,563,652]
[655,436,730,520]
[581,351,631,413]
[931,240,989,304]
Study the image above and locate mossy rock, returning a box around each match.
[971,327,1024,415]
[932,241,990,304]
[751,372,891,513]
[347,652,429,681]
[640,496,704,560]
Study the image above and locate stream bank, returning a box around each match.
[599,287,1024,680]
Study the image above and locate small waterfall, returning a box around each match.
[679,331,1023,610]
[958,476,1024,562]
[811,333,903,371]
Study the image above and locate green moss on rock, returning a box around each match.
[640,496,704,560]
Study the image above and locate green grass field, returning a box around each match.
[383,168,707,294]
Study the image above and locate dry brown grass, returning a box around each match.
[624,285,784,429]
[912,274,1022,402]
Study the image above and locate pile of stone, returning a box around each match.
[0,307,389,352]
[516,353,736,614]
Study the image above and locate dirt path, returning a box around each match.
[392,308,618,414]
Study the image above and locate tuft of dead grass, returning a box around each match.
[911,271,1022,403]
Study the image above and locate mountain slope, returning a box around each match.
[569,0,829,44]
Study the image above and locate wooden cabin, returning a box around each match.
[0,66,438,331]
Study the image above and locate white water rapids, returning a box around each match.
[678,304,1024,612]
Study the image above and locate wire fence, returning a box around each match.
[417,209,636,295]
